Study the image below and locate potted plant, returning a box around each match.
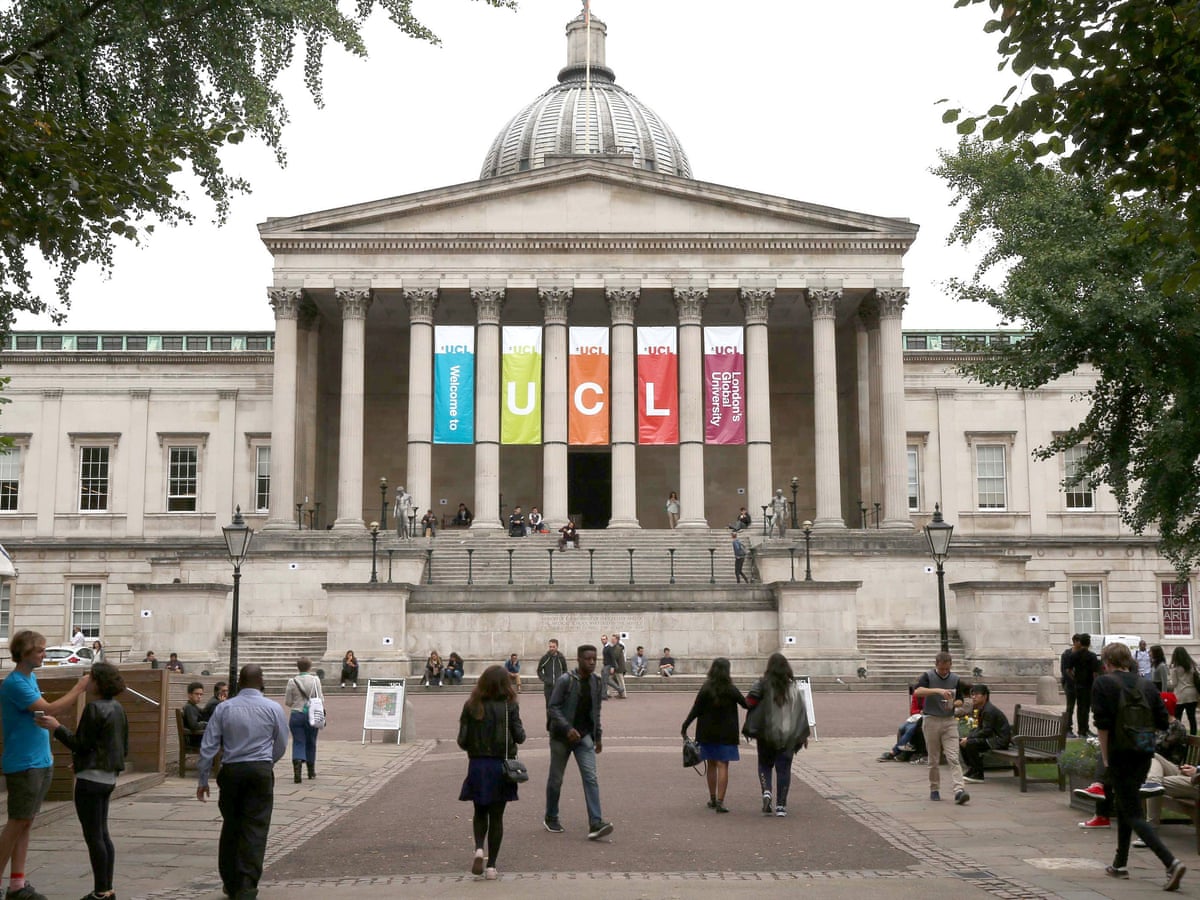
[1058,739,1100,811]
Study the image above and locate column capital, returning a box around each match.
[739,288,775,325]
[268,287,302,319]
[538,287,573,325]
[806,289,841,320]
[673,287,707,325]
[605,287,640,325]
[875,287,909,319]
[471,288,505,324]
[337,288,373,320]
[403,287,437,324]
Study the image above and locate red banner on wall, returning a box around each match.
[569,327,610,445]
[637,327,678,445]
[704,326,745,445]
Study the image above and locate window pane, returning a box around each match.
[1163,582,1192,638]
[168,446,198,511]
[247,336,269,350]
[71,584,102,637]
[0,583,9,640]
[0,448,19,511]
[101,336,123,350]
[1072,582,1102,635]
[40,336,62,350]
[976,444,1007,509]
[255,446,271,512]
[185,336,208,351]
[76,335,98,350]
[126,336,147,350]
[162,336,183,351]
[1064,445,1094,510]
[80,447,109,511]
[907,447,919,511]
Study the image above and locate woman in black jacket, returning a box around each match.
[457,665,525,881]
[46,661,129,900]
[681,657,747,813]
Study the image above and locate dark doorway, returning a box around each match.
[568,451,612,529]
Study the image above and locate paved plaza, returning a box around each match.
[15,689,1199,898]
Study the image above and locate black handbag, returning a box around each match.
[502,704,529,784]
[682,737,702,769]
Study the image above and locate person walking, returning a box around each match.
[609,633,628,700]
[914,651,969,805]
[544,644,613,840]
[731,531,749,584]
[47,661,128,900]
[743,652,809,817]
[1061,634,1080,736]
[665,491,680,529]
[457,665,526,881]
[537,639,569,719]
[681,658,747,812]
[196,664,289,900]
[1169,646,1199,735]
[1151,644,1169,694]
[1070,634,1101,737]
[283,658,323,784]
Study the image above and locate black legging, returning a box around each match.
[1178,701,1198,735]
[756,743,794,806]
[74,778,116,893]
[472,801,507,867]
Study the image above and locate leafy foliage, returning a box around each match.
[0,0,515,332]
[936,141,1200,573]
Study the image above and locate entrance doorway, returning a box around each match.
[568,451,612,529]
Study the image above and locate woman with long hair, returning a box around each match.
[47,661,129,900]
[340,650,359,688]
[744,652,809,817]
[458,665,525,880]
[283,657,324,783]
[1169,646,1198,734]
[681,657,747,812]
[426,650,444,687]
[1151,644,1169,694]
[665,491,680,529]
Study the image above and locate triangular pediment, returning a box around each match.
[258,159,917,243]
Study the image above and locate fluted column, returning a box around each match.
[606,288,640,528]
[402,288,437,527]
[472,289,505,530]
[265,288,301,529]
[333,289,373,529]
[877,288,912,529]
[740,288,775,518]
[674,287,708,529]
[807,289,844,528]
[854,317,872,522]
[861,306,884,518]
[540,288,572,524]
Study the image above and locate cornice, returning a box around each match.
[0,352,274,365]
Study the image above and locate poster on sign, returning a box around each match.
[637,326,678,445]
[501,326,542,445]
[434,326,475,444]
[704,326,745,445]
[569,327,609,445]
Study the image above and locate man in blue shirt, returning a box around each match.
[0,630,91,900]
[197,664,288,900]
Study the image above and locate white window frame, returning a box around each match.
[906,444,921,511]
[245,433,271,514]
[965,432,1015,512]
[0,435,30,513]
[0,583,10,641]
[167,445,199,512]
[1063,444,1095,510]
[254,445,271,514]
[157,433,207,513]
[1071,581,1104,637]
[69,582,103,639]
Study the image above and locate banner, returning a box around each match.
[704,326,745,445]
[569,327,609,445]
[501,326,542,445]
[637,327,678,445]
[433,326,475,444]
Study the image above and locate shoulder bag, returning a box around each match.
[294,677,326,730]
[682,736,702,770]
[502,703,529,784]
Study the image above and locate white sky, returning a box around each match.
[17,0,1016,333]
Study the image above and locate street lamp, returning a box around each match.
[802,520,813,581]
[790,476,799,529]
[369,521,380,584]
[379,478,388,530]
[924,503,955,653]
[222,506,254,696]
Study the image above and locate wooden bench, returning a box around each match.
[981,704,1069,792]
[1150,735,1200,853]
[175,708,219,779]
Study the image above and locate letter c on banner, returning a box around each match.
[574,382,604,416]
[507,382,536,415]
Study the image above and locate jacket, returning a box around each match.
[1169,665,1199,704]
[744,677,809,752]
[54,697,129,775]
[682,685,747,745]
[457,699,525,759]
[612,642,627,676]
[537,650,568,686]
[547,669,604,744]
[968,701,1012,750]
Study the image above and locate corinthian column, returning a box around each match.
[606,287,640,528]
[403,288,437,526]
[265,288,301,529]
[877,288,912,529]
[540,288,572,524]
[674,287,708,529]
[740,288,774,518]
[807,289,844,529]
[472,289,505,530]
[333,289,372,529]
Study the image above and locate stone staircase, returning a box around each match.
[215,631,328,693]
[855,628,1026,690]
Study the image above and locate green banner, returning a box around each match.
[501,326,542,444]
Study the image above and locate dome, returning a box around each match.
[480,11,692,180]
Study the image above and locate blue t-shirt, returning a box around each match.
[0,670,52,773]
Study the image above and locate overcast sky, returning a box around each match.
[18,0,1017,333]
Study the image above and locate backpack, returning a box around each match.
[1111,675,1156,754]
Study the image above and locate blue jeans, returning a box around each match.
[289,710,318,764]
[891,719,921,754]
[545,734,602,826]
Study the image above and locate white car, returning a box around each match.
[42,645,95,666]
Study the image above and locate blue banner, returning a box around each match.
[434,326,475,444]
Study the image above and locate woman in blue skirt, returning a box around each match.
[681,657,747,812]
[458,665,525,880]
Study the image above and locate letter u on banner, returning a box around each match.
[637,326,678,444]
[501,326,542,445]
[434,326,475,444]
[704,326,745,445]
[569,327,609,445]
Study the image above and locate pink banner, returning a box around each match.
[637,327,678,445]
[704,327,745,445]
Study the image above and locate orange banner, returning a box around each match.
[569,327,609,445]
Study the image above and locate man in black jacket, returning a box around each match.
[1061,634,1081,735]
[1070,633,1101,738]
[536,639,569,721]
[960,684,1011,782]
[181,681,208,749]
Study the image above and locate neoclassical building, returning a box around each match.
[0,10,1191,679]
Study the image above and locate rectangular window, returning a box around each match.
[167,446,198,511]
[40,336,62,350]
[101,336,123,350]
[254,446,271,513]
[976,444,1007,509]
[79,446,110,511]
[70,584,101,638]
[246,336,269,351]
[162,336,183,351]
[0,583,9,640]
[1064,445,1094,510]
[1072,582,1103,636]
[185,336,208,351]
[1163,581,1192,638]
[906,446,920,511]
[126,336,147,350]
[0,447,19,511]
[76,336,98,350]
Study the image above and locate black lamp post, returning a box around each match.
[790,476,799,529]
[369,521,380,584]
[379,478,388,530]
[924,503,955,653]
[802,520,813,581]
[222,507,253,697]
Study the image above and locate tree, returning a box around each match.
[0,0,515,332]
[935,140,1200,574]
